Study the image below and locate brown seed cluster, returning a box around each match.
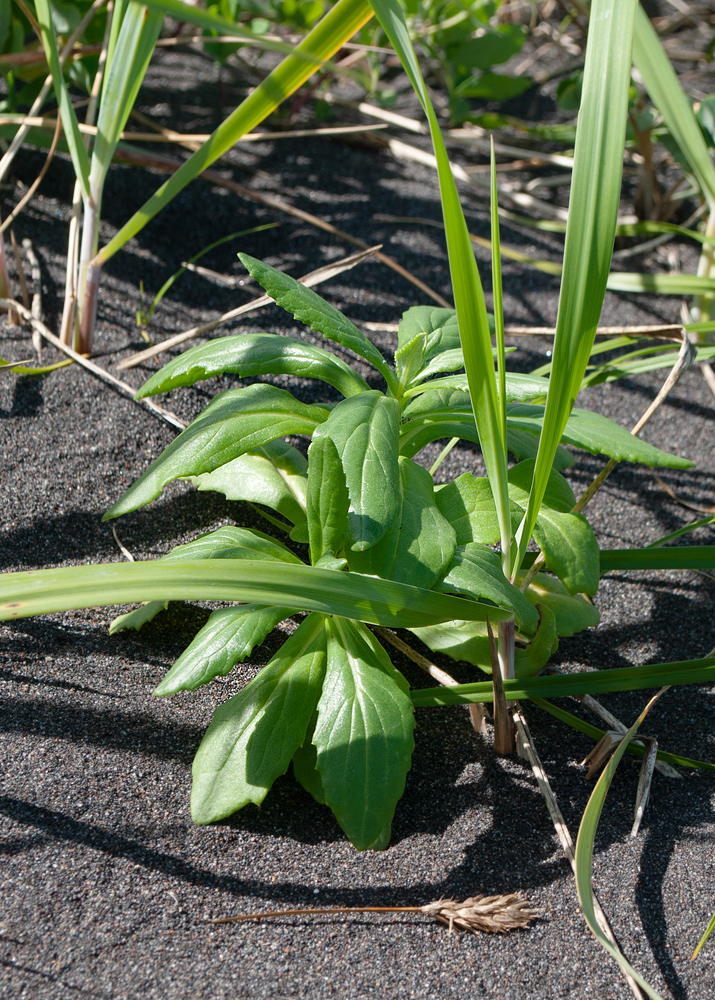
[420,893,540,934]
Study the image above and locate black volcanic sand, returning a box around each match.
[1,46,715,1000]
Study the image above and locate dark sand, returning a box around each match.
[1,44,715,1000]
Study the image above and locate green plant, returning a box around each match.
[2,0,715,988]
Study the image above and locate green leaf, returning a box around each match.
[387,459,456,588]
[394,333,428,389]
[522,573,600,637]
[514,0,638,573]
[507,429,574,471]
[402,372,549,402]
[104,385,328,519]
[306,435,350,563]
[94,0,375,265]
[108,524,301,634]
[155,605,292,695]
[411,603,558,677]
[575,696,666,1000]
[159,525,305,564]
[238,254,397,389]
[135,334,370,400]
[439,543,539,632]
[507,404,693,469]
[450,26,526,71]
[435,473,513,547]
[508,461,599,595]
[193,438,308,532]
[311,617,415,850]
[109,599,169,634]
[411,656,715,708]
[692,913,715,961]
[350,458,456,586]
[0,559,511,628]
[191,613,327,822]
[396,306,460,357]
[313,392,401,552]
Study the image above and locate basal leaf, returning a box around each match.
[306,435,350,563]
[135,334,370,400]
[351,458,457,586]
[191,613,327,822]
[154,605,292,695]
[439,543,539,632]
[292,710,326,803]
[160,525,304,564]
[193,438,308,533]
[109,526,301,634]
[312,617,415,850]
[238,254,396,389]
[313,392,401,552]
[104,385,328,519]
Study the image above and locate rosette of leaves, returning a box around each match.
[93,254,688,848]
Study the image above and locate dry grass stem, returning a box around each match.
[10,230,30,311]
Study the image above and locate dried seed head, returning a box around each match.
[420,894,540,934]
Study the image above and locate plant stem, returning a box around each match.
[487,618,516,754]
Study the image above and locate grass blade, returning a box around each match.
[92,0,374,267]
[575,691,669,999]
[368,0,512,561]
[410,657,715,707]
[514,0,638,573]
[0,559,511,629]
[599,546,715,573]
[692,913,715,960]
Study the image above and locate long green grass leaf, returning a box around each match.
[575,692,667,999]
[514,0,638,574]
[692,913,715,960]
[367,0,512,560]
[599,546,715,573]
[0,559,511,628]
[92,0,374,266]
[411,657,715,707]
